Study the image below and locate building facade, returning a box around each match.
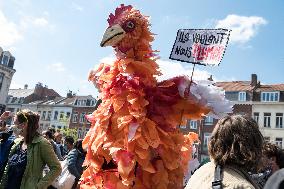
[6,83,61,114]
[69,96,97,139]
[216,74,284,149]
[0,48,16,113]
[180,74,284,162]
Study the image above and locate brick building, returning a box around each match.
[69,96,97,139]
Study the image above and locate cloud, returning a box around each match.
[32,17,49,27]
[47,62,66,72]
[71,2,83,11]
[215,15,267,44]
[157,59,212,81]
[20,16,54,31]
[0,11,22,48]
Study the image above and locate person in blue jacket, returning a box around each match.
[0,113,15,180]
[67,139,86,189]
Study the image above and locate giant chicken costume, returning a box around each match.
[81,4,231,189]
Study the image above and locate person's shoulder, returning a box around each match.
[224,182,255,189]
[186,162,215,189]
[223,168,256,188]
[36,136,53,146]
[264,168,284,189]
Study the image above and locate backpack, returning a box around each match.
[51,160,76,189]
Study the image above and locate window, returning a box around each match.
[253,112,259,123]
[46,111,51,121]
[66,112,71,119]
[42,111,46,120]
[57,126,62,130]
[203,133,211,147]
[59,111,64,120]
[0,73,4,90]
[190,120,198,129]
[78,128,83,139]
[264,113,271,128]
[204,116,213,125]
[72,112,78,123]
[1,55,9,65]
[261,92,279,102]
[80,112,86,123]
[180,124,186,129]
[275,138,283,148]
[53,111,58,120]
[276,113,283,128]
[38,111,41,119]
[238,92,246,101]
[86,112,92,124]
[11,97,17,103]
[264,137,270,143]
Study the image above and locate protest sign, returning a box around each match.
[170,29,230,66]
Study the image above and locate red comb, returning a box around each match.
[107,4,133,25]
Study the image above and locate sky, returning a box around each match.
[0,0,283,97]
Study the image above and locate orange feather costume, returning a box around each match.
[80,4,231,189]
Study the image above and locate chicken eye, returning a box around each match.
[126,21,135,29]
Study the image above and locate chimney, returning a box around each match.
[24,84,28,89]
[251,74,257,87]
[67,90,74,98]
[34,82,44,96]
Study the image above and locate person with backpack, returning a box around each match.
[185,115,263,189]
[67,139,86,189]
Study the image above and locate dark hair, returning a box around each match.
[208,115,264,171]
[43,130,54,140]
[48,127,56,135]
[65,136,74,145]
[16,110,40,144]
[263,143,284,169]
[74,139,85,154]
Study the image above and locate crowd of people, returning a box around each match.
[0,110,86,189]
[1,110,284,189]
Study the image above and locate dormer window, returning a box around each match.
[238,92,246,101]
[261,92,279,102]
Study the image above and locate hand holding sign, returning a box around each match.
[170,29,231,66]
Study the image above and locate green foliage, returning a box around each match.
[61,127,78,141]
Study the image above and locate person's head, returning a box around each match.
[54,132,62,143]
[14,109,40,144]
[48,127,56,136]
[0,120,7,132]
[208,115,264,171]
[263,143,284,173]
[64,136,74,151]
[74,139,85,154]
[42,130,54,140]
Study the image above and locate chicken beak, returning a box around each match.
[100,24,126,47]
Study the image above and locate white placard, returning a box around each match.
[170,29,230,66]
